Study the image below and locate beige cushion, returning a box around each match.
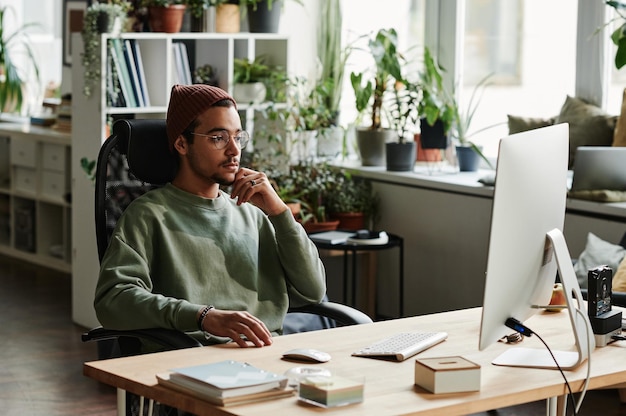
[612,255,626,292]
[613,88,626,147]
[555,96,617,168]
[507,115,555,135]
[573,232,626,289]
[567,189,626,202]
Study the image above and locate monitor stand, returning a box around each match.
[492,228,595,370]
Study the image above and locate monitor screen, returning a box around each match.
[478,123,570,352]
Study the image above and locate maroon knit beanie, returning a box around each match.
[166,84,237,151]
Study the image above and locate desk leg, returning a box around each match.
[620,388,626,403]
[366,252,377,317]
[343,250,349,305]
[547,396,567,416]
[351,248,357,307]
[117,388,125,416]
[399,238,404,317]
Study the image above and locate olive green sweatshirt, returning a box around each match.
[94,184,326,343]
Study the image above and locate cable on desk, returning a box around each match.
[505,316,592,416]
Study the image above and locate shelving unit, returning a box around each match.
[0,123,71,273]
[71,32,289,328]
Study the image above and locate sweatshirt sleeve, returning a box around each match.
[94,234,200,332]
[268,210,327,307]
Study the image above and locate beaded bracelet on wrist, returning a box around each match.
[197,305,214,331]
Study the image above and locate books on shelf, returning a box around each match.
[172,42,192,86]
[129,40,151,106]
[107,39,151,108]
[156,360,292,406]
[53,96,72,132]
[123,39,145,107]
[108,39,136,108]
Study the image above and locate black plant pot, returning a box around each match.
[247,0,282,33]
[456,145,481,172]
[386,141,416,172]
[420,118,449,149]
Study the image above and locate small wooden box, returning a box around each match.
[415,356,480,394]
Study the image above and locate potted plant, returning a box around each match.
[213,0,240,33]
[0,6,40,115]
[285,75,335,162]
[350,28,405,167]
[288,161,339,233]
[193,63,218,86]
[240,0,303,33]
[316,0,350,158]
[448,73,496,171]
[140,0,187,33]
[326,169,378,230]
[232,56,286,104]
[81,1,128,98]
[416,47,455,151]
[385,76,421,171]
[186,0,212,32]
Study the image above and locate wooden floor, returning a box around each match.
[1,254,626,416]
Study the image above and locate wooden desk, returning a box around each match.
[83,308,626,416]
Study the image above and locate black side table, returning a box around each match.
[312,233,404,318]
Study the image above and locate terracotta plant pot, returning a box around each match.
[415,133,442,162]
[302,220,340,234]
[330,212,366,231]
[148,5,186,33]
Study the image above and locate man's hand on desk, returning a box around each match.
[201,308,273,348]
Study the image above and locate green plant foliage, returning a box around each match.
[0,6,40,115]
[325,170,378,218]
[350,28,404,131]
[80,157,96,183]
[287,76,335,131]
[417,47,455,134]
[81,2,127,98]
[606,1,626,69]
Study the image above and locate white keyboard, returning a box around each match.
[352,332,448,361]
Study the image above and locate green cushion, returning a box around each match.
[507,115,555,134]
[555,96,617,168]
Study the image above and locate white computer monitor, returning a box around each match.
[478,123,595,370]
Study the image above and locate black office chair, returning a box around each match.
[82,119,372,415]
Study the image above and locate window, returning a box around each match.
[459,0,578,158]
[340,0,425,128]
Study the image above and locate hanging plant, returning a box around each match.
[81,2,127,98]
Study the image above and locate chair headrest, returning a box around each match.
[113,119,177,184]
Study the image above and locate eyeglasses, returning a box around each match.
[189,129,250,150]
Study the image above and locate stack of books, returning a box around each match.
[53,95,72,132]
[156,360,293,406]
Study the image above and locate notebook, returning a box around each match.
[570,147,626,191]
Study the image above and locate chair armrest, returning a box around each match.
[288,302,373,326]
[82,327,203,350]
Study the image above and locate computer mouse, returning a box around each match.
[282,348,331,363]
